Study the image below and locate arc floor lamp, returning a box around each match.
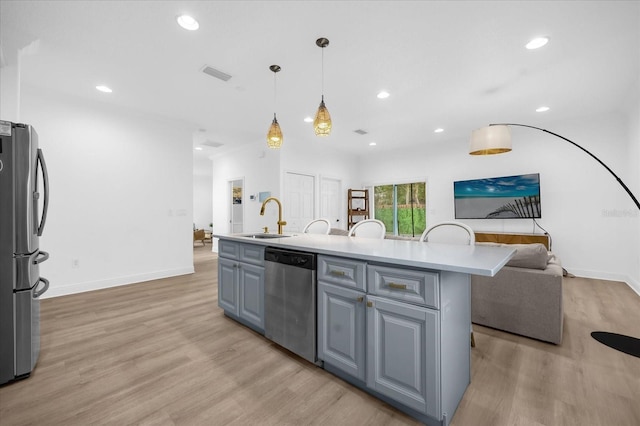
[470,123,640,358]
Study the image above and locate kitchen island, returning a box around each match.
[213,232,515,426]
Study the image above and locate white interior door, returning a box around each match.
[284,172,315,232]
[320,176,342,229]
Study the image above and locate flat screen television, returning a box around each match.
[454,173,541,219]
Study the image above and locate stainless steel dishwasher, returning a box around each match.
[264,247,317,364]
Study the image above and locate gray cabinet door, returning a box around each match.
[366,295,440,419]
[218,257,239,315]
[239,263,265,330]
[318,281,366,381]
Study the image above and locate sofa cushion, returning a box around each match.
[504,243,549,270]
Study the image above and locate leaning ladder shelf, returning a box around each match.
[348,189,370,230]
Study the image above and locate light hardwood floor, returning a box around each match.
[1,245,639,425]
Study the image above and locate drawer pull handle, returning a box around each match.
[388,282,407,290]
[366,301,373,307]
[330,270,346,276]
[356,296,364,302]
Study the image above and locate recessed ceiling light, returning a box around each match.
[536,106,550,112]
[194,147,203,151]
[377,91,390,99]
[304,116,313,123]
[369,142,377,146]
[95,85,112,93]
[434,128,444,133]
[526,37,549,50]
[177,15,199,31]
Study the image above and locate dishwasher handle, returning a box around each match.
[265,247,316,270]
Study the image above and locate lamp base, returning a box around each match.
[591,332,640,358]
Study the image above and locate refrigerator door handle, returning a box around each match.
[36,148,49,237]
[34,251,49,264]
[34,277,49,298]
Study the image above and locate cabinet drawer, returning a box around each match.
[240,244,265,266]
[318,255,366,291]
[219,240,240,260]
[219,240,265,266]
[368,264,439,309]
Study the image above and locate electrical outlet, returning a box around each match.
[72,259,79,268]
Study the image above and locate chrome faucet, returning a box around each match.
[260,196,287,234]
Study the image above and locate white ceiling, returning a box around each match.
[2,1,639,164]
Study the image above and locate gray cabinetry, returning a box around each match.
[318,281,366,381]
[319,258,469,424]
[366,294,440,417]
[318,255,366,291]
[367,264,442,419]
[318,256,445,419]
[218,240,265,332]
[216,235,481,426]
[238,263,265,330]
[317,255,367,380]
[218,257,239,314]
[368,264,440,308]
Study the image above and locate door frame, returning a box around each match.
[228,177,244,234]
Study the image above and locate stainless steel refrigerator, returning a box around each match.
[0,120,50,385]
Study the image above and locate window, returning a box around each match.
[373,181,426,237]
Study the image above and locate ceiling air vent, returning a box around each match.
[202,140,224,148]
[354,129,368,135]
[201,65,232,82]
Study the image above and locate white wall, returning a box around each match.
[626,77,640,294]
[9,86,195,298]
[281,140,361,229]
[210,138,360,250]
[193,171,213,230]
[211,143,281,242]
[357,111,640,289]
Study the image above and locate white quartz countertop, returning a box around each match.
[213,233,515,277]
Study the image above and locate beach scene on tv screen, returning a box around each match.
[454,173,541,219]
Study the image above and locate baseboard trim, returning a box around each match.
[626,276,640,297]
[566,268,640,297]
[41,266,195,299]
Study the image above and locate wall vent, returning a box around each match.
[202,140,224,148]
[354,129,368,135]
[201,65,232,82]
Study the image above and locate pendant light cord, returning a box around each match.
[273,71,277,117]
[321,46,324,97]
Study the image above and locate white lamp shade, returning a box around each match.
[469,125,512,155]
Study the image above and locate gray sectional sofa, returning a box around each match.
[471,243,564,344]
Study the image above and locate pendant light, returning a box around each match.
[266,64,283,149]
[314,37,332,136]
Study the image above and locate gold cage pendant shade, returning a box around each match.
[314,96,332,136]
[267,114,283,149]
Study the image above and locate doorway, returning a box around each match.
[229,178,244,233]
